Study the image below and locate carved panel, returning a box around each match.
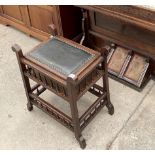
[25,65,68,100]
[102,6,155,23]
[76,66,103,98]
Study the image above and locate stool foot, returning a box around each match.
[4,24,10,26]
[106,102,114,115]
[27,103,33,111]
[77,136,86,149]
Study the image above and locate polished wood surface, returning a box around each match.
[27,6,55,34]
[2,5,23,21]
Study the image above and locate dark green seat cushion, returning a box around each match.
[27,38,94,76]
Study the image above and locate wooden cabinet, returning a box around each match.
[76,5,155,89]
[0,5,82,41]
[0,5,63,40]
[88,10,155,59]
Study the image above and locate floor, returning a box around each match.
[0,24,155,150]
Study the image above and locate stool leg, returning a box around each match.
[67,75,86,149]
[70,101,86,149]
[102,72,114,115]
[12,44,33,111]
[101,48,114,115]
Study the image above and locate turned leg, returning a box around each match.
[70,100,86,149]
[105,102,114,115]
[12,44,33,111]
[67,74,86,149]
[101,47,114,115]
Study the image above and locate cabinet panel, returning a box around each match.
[0,6,3,13]
[88,11,155,59]
[27,5,54,33]
[94,12,155,47]
[2,5,23,21]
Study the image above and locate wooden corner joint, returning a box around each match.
[48,24,58,36]
[100,47,109,57]
[11,44,22,53]
[67,74,78,83]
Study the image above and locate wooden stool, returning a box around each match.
[12,36,114,149]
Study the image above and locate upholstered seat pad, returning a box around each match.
[27,38,94,76]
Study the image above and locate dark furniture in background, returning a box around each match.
[77,5,155,90]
